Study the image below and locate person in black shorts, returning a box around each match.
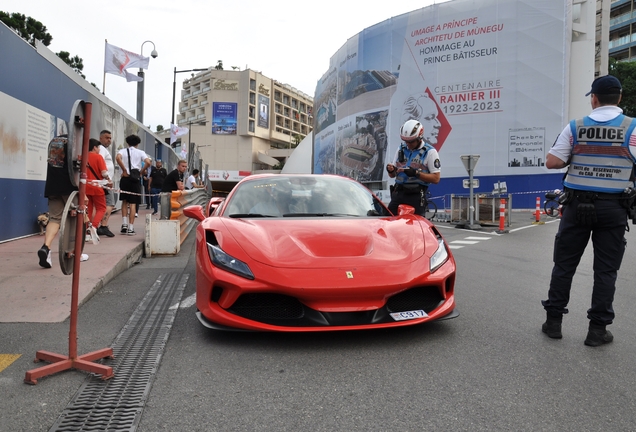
[115,135,150,235]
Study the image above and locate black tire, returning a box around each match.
[424,201,438,220]
[544,199,560,218]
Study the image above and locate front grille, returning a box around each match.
[229,293,304,320]
[224,286,445,328]
[386,286,444,313]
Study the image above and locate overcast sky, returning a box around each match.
[3,0,449,131]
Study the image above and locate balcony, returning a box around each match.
[610,11,636,28]
[609,33,635,49]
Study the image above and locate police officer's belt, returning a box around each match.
[395,183,426,192]
[564,187,623,201]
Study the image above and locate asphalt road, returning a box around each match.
[3,217,636,431]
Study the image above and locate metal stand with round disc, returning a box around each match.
[67,100,85,187]
[58,191,86,275]
[25,101,114,385]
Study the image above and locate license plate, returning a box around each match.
[390,310,428,321]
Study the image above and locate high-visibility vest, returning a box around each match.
[395,142,434,186]
[564,114,636,193]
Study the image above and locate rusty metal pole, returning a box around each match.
[68,102,91,360]
[25,102,114,385]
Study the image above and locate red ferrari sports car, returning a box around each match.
[183,174,457,332]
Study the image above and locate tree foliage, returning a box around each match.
[2,11,96,88]
[609,59,636,117]
[56,51,85,78]
[0,11,52,46]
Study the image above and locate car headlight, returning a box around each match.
[429,237,449,273]
[207,242,254,280]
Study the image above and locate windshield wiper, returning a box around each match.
[228,213,277,218]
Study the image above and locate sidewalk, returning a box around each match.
[0,207,154,323]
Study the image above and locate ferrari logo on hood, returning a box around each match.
[346,271,354,279]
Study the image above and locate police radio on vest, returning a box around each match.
[577,126,625,142]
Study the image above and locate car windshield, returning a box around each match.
[224,176,389,218]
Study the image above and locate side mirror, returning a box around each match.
[183,205,206,222]
[397,204,415,216]
[207,197,225,216]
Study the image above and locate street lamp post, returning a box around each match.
[172,67,208,126]
[136,41,158,124]
[185,120,208,169]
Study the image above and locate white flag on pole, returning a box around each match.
[170,123,189,145]
[104,42,150,82]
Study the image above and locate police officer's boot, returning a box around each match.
[584,321,613,347]
[541,312,562,339]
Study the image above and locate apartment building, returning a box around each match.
[173,68,313,176]
[609,0,636,60]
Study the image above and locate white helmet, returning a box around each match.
[400,119,424,143]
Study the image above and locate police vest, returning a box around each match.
[564,114,636,193]
[395,142,433,186]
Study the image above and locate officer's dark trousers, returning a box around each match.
[388,187,426,216]
[543,196,627,325]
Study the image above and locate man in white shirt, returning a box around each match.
[97,130,116,237]
[115,134,151,235]
[185,169,205,190]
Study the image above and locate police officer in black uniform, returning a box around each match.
[386,119,441,215]
[542,75,636,347]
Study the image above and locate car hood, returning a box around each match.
[219,217,427,269]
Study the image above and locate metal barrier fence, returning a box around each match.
[430,194,512,227]
[159,189,210,244]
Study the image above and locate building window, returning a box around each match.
[249,106,255,119]
[250,79,256,91]
[249,92,256,104]
[249,120,255,132]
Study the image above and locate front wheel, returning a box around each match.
[544,199,560,218]
[424,201,438,220]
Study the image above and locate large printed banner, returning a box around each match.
[212,102,238,135]
[0,91,62,181]
[207,169,250,182]
[313,0,570,183]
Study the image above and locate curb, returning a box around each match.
[78,241,145,308]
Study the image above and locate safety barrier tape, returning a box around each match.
[428,189,556,202]
[93,186,225,198]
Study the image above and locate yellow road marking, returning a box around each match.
[0,354,21,372]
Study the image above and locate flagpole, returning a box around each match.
[102,39,107,95]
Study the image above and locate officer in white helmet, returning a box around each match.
[386,119,441,215]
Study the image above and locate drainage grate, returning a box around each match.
[49,272,188,432]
